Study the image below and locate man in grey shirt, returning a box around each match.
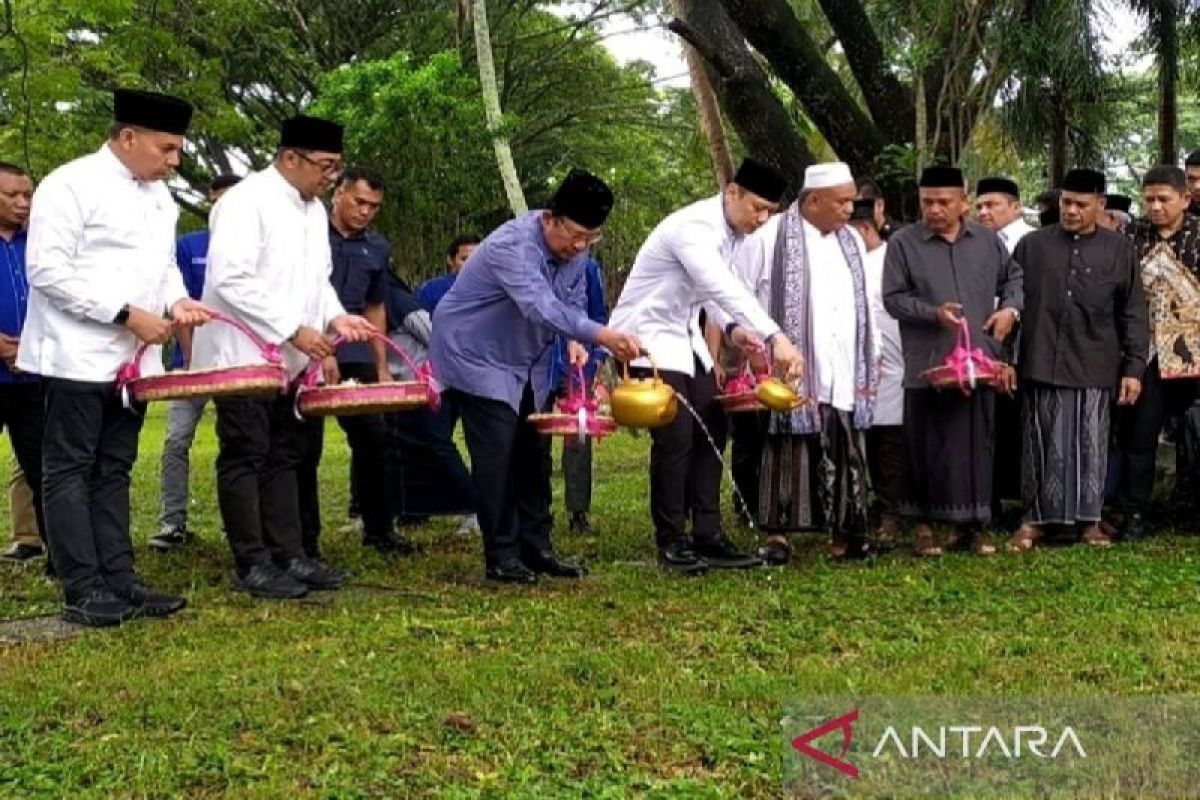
[883,165,1023,556]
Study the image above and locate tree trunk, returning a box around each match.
[1157,0,1178,165]
[815,0,915,143]
[718,0,889,175]
[670,0,734,189]
[670,0,815,196]
[1049,89,1067,187]
[471,0,526,215]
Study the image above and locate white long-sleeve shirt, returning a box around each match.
[609,194,780,376]
[732,212,874,413]
[864,243,904,425]
[998,217,1034,254]
[18,145,187,381]
[191,166,346,379]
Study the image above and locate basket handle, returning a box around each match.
[298,331,433,388]
[116,310,283,396]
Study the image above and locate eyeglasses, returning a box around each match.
[295,152,344,176]
[553,217,603,246]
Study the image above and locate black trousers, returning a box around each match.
[638,361,727,548]
[214,392,316,573]
[866,425,908,518]
[729,408,769,519]
[297,363,393,550]
[450,384,552,566]
[1112,358,1199,511]
[388,400,476,518]
[41,378,142,600]
[992,388,1023,511]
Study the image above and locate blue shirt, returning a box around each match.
[548,257,608,391]
[417,273,457,312]
[329,225,389,365]
[172,230,210,369]
[0,229,34,384]
[429,211,603,412]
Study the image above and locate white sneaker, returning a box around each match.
[455,514,481,537]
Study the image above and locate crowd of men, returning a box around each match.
[0,87,1196,628]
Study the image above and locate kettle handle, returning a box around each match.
[622,350,659,383]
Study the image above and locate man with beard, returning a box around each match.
[1009,169,1148,551]
[883,166,1023,556]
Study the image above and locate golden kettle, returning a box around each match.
[755,376,801,412]
[610,359,678,428]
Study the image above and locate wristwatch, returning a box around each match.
[113,304,131,325]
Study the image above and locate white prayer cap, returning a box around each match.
[802,162,854,190]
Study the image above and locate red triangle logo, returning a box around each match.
[791,709,860,779]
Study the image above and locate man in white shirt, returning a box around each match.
[975,177,1033,254]
[974,176,1032,527]
[850,198,906,545]
[609,158,802,574]
[191,116,374,600]
[746,163,878,564]
[20,89,214,627]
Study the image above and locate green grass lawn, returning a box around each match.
[2,405,1200,798]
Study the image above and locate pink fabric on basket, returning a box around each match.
[924,318,1004,395]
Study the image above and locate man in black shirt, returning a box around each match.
[298,167,416,556]
[1009,169,1148,551]
[1110,166,1200,538]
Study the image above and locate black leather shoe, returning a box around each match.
[523,549,588,578]
[115,580,187,618]
[1120,513,1148,541]
[568,512,594,535]
[692,535,762,569]
[657,541,708,575]
[758,539,792,566]
[2,542,44,562]
[62,589,136,627]
[485,558,538,584]
[285,558,346,591]
[364,530,420,556]
[232,564,308,600]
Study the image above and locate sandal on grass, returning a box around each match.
[1080,524,1113,548]
[1007,523,1042,553]
[914,524,942,558]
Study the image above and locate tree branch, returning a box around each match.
[718,0,889,175]
[815,0,914,142]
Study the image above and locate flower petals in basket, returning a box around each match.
[294,333,440,418]
[116,312,288,405]
[529,366,618,442]
[717,372,768,413]
[921,318,1004,395]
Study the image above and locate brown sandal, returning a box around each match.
[914,524,942,557]
[1081,524,1113,548]
[1008,523,1042,553]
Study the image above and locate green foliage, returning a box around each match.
[0,0,717,284]
[312,51,503,279]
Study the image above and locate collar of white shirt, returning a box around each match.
[97,143,137,182]
[266,164,311,210]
